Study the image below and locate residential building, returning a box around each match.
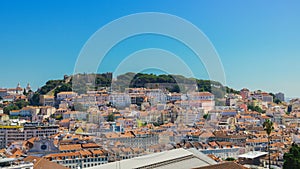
[262,93,273,103]
[102,131,159,149]
[108,93,131,108]
[0,114,9,122]
[39,95,55,106]
[0,123,59,148]
[240,88,250,100]
[57,92,78,101]
[166,93,182,102]
[186,92,214,101]
[45,149,109,169]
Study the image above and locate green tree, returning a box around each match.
[283,143,300,169]
[30,93,40,106]
[3,104,19,114]
[54,83,72,97]
[107,113,115,122]
[152,122,160,126]
[269,93,276,100]
[168,84,180,93]
[263,119,274,169]
[54,114,63,120]
[203,114,209,120]
[23,89,27,96]
[15,100,28,109]
[274,98,282,104]
[225,157,236,161]
[248,104,266,114]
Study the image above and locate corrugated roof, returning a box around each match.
[87,148,216,169]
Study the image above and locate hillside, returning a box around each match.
[29,72,239,106]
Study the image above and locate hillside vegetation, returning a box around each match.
[29,72,238,105]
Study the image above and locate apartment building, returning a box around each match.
[186,92,215,101]
[109,93,131,108]
[57,92,78,101]
[39,95,55,106]
[0,123,59,148]
[45,149,109,169]
[102,131,159,149]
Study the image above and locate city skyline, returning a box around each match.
[0,1,300,97]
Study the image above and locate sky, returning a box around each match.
[0,0,299,97]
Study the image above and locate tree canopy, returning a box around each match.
[107,113,115,122]
[248,104,266,114]
[263,119,274,136]
[284,143,300,169]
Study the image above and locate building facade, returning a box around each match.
[0,123,59,148]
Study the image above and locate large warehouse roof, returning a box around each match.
[88,148,217,169]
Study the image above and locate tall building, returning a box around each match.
[275,92,285,102]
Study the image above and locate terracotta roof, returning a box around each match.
[81,143,101,149]
[23,156,42,162]
[8,148,24,158]
[59,144,82,151]
[45,152,80,159]
[91,149,104,155]
[24,156,68,169]
[35,158,68,169]
[246,138,268,143]
[79,150,92,156]
[0,148,6,154]
[59,118,70,123]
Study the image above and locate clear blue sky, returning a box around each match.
[0,0,299,97]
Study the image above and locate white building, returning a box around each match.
[145,89,167,105]
[0,158,34,169]
[0,123,59,148]
[186,92,214,101]
[109,93,131,108]
[57,92,78,101]
[167,93,182,102]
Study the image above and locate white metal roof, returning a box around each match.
[238,151,268,159]
[88,148,216,169]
